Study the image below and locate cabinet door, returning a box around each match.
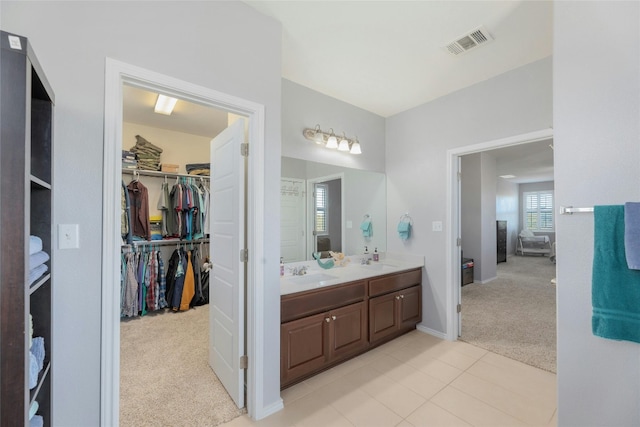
[398,285,421,331]
[281,312,329,386]
[369,292,399,343]
[330,301,368,360]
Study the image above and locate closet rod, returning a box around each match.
[123,169,210,181]
[122,238,210,249]
[559,206,594,215]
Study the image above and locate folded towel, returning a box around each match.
[29,236,43,255]
[29,264,48,286]
[360,219,372,238]
[29,415,43,427]
[31,337,45,370]
[592,205,640,343]
[29,352,39,389]
[29,400,39,420]
[398,221,411,241]
[624,202,640,269]
[29,251,49,271]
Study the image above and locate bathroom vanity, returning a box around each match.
[280,259,423,388]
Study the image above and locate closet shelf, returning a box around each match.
[122,169,210,180]
[29,273,51,295]
[30,175,51,190]
[122,237,210,249]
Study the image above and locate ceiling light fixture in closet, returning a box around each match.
[303,125,362,154]
[154,94,178,115]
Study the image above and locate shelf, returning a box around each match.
[122,169,210,180]
[29,273,51,295]
[30,175,51,190]
[122,237,210,250]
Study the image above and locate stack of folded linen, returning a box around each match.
[122,149,137,170]
[29,236,49,286]
[129,135,162,171]
[186,163,210,176]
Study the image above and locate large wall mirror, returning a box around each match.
[281,157,387,262]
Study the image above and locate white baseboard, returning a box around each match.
[416,324,449,340]
[254,398,284,421]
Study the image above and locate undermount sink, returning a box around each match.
[287,273,338,285]
[358,263,398,271]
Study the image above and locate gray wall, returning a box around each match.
[1,1,283,424]
[282,79,386,173]
[555,2,640,425]
[386,56,552,334]
[496,179,519,255]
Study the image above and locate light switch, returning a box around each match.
[58,224,79,249]
[432,221,443,232]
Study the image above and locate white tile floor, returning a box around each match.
[222,330,557,427]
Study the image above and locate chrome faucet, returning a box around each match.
[360,257,371,265]
[289,265,309,276]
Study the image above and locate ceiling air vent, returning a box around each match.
[445,25,494,56]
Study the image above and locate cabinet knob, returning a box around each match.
[332,315,337,321]
[400,295,405,299]
[325,317,331,323]
[396,295,400,300]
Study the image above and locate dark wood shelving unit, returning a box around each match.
[1,30,54,426]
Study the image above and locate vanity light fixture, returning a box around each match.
[154,94,178,115]
[326,129,338,149]
[302,125,362,155]
[338,133,350,151]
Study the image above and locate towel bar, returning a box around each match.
[560,206,594,215]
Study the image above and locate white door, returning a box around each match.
[280,178,305,262]
[209,118,245,408]
[457,156,462,337]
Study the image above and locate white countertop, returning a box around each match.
[280,252,424,296]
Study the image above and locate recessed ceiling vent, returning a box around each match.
[445,25,494,55]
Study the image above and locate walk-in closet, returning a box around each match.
[119,85,244,425]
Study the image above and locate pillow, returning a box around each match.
[520,229,535,237]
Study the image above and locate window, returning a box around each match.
[315,184,328,235]
[523,191,554,231]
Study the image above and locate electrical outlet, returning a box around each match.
[432,221,443,232]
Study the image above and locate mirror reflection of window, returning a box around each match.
[315,183,328,236]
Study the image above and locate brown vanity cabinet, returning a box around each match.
[369,269,422,344]
[280,268,422,388]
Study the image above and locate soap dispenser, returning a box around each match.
[373,248,379,262]
[364,246,369,255]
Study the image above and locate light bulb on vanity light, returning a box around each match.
[313,124,324,144]
[326,129,338,149]
[350,137,362,154]
[338,133,350,151]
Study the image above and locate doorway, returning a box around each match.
[101,59,267,425]
[446,128,554,342]
[306,174,344,259]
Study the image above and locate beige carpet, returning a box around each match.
[460,254,557,373]
[120,305,245,426]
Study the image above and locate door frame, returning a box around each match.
[445,128,554,340]
[101,58,266,424]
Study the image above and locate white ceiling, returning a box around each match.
[122,1,554,183]
[244,0,553,118]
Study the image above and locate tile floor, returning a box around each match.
[222,330,557,427]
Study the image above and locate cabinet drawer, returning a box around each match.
[281,280,367,323]
[368,269,421,297]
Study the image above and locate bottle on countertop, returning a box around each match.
[280,257,284,277]
[373,248,379,262]
[364,246,369,255]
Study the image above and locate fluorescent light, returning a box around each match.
[499,174,516,179]
[154,94,178,115]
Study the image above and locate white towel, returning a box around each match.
[29,251,49,271]
[29,236,43,255]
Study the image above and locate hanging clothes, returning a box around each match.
[127,180,151,241]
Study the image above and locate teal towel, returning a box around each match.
[398,221,411,241]
[360,219,372,237]
[592,205,640,343]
